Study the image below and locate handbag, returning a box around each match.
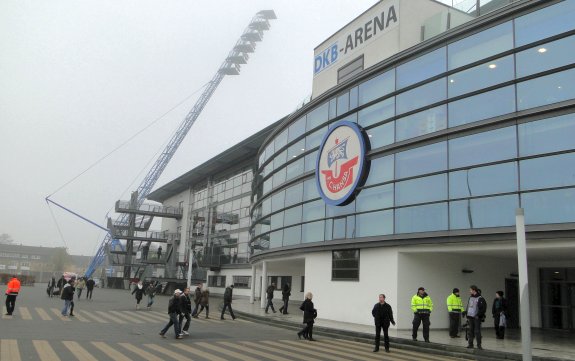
[499,312,507,327]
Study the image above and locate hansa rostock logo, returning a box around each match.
[316,121,369,206]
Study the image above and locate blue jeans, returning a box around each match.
[147,295,155,307]
[61,300,71,315]
[160,313,181,337]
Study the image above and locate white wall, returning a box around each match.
[206,267,253,298]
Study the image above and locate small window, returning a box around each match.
[300,276,305,292]
[232,276,251,289]
[267,276,292,290]
[332,250,360,281]
[208,275,226,288]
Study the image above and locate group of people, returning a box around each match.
[264,282,291,314]
[131,280,163,309]
[158,283,236,339]
[48,275,96,300]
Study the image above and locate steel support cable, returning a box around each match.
[46,201,69,250]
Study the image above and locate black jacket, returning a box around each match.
[132,285,144,300]
[492,297,508,317]
[281,284,291,301]
[224,287,233,303]
[193,288,202,304]
[372,302,395,326]
[60,284,74,301]
[168,295,181,314]
[300,299,316,324]
[180,293,192,313]
[266,285,275,300]
[86,279,95,290]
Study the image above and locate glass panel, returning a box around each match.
[269,230,283,249]
[450,194,518,229]
[271,191,285,212]
[302,199,325,222]
[514,0,575,47]
[448,86,515,128]
[448,55,514,98]
[349,86,359,110]
[332,217,346,239]
[397,78,446,115]
[541,268,567,282]
[283,225,301,246]
[519,114,575,157]
[450,162,518,199]
[396,142,447,179]
[288,139,306,159]
[517,68,575,111]
[395,202,448,233]
[523,188,575,225]
[356,184,394,212]
[396,174,447,206]
[284,205,302,227]
[330,113,357,128]
[356,210,393,237]
[288,116,306,142]
[305,127,326,150]
[262,198,271,215]
[286,158,304,182]
[272,168,286,188]
[263,162,273,178]
[396,105,447,142]
[263,179,272,195]
[516,36,575,78]
[263,142,274,163]
[365,122,394,149]
[364,155,394,186]
[271,212,284,230]
[306,102,329,131]
[337,92,350,116]
[284,182,303,207]
[325,200,355,217]
[329,98,337,120]
[521,153,575,191]
[302,221,325,243]
[274,129,288,151]
[448,21,513,70]
[358,97,395,128]
[449,126,517,169]
[397,47,446,89]
[273,150,287,169]
[358,70,395,106]
[305,150,318,172]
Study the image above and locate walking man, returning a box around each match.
[48,276,56,298]
[76,278,86,299]
[372,294,395,353]
[5,275,21,316]
[411,287,433,342]
[265,282,277,314]
[159,289,183,339]
[157,246,162,259]
[492,290,508,339]
[466,285,487,350]
[146,282,157,309]
[446,288,463,338]
[279,283,291,314]
[195,287,210,319]
[60,280,74,316]
[85,278,95,300]
[192,283,202,317]
[179,288,192,335]
[221,284,236,320]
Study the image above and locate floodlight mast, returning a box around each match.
[85,10,276,278]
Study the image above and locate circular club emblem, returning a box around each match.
[316,121,369,206]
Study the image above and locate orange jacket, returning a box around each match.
[6,278,21,295]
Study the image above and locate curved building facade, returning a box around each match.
[248,0,575,330]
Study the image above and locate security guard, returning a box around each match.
[5,275,21,316]
[411,287,433,342]
[446,288,464,338]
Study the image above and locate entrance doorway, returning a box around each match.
[505,278,519,329]
[540,268,575,331]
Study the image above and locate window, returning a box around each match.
[287,139,305,159]
[397,47,446,89]
[396,142,447,179]
[355,210,393,237]
[271,191,285,212]
[288,117,306,142]
[514,0,575,48]
[365,122,394,149]
[517,68,575,111]
[303,179,320,201]
[396,105,446,142]
[516,35,575,78]
[395,202,448,233]
[448,55,514,98]
[519,114,575,157]
[286,158,304,181]
[358,97,395,128]
[448,21,513,70]
[304,150,318,172]
[449,126,517,169]
[397,78,446,115]
[306,102,329,131]
[449,162,518,199]
[302,221,325,243]
[356,183,393,212]
[208,275,226,288]
[302,200,325,222]
[449,194,519,229]
[300,276,305,292]
[337,92,350,116]
[396,174,447,206]
[522,188,575,225]
[270,230,283,248]
[272,168,286,188]
[232,276,251,289]
[267,276,292,290]
[332,250,359,281]
[364,155,394,186]
[358,70,395,106]
[520,153,575,191]
[448,86,515,128]
[270,212,284,230]
[284,205,302,227]
[305,127,326,150]
[284,183,303,207]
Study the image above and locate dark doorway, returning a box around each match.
[505,278,519,328]
[540,268,575,330]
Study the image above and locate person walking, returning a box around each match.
[142,244,150,260]
[85,278,95,300]
[221,285,236,320]
[465,285,487,350]
[265,282,277,314]
[76,278,86,299]
[48,276,56,298]
[192,283,202,317]
[157,246,163,259]
[492,290,508,340]
[132,281,145,309]
[146,282,158,309]
[297,292,316,341]
[5,275,21,316]
[411,287,433,342]
[447,288,464,338]
[69,279,76,316]
[159,289,183,339]
[60,280,74,316]
[179,288,192,336]
[279,283,291,314]
[195,287,210,319]
[372,294,396,353]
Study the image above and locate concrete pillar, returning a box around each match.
[260,261,267,308]
[250,264,256,304]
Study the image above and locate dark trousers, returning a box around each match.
[449,312,461,337]
[494,315,505,339]
[412,313,430,341]
[160,312,181,337]
[192,302,200,316]
[299,321,314,339]
[179,313,191,331]
[279,299,289,314]
[86,288,93,299]
[374,323,390,351]
[77,289,83,299]
[70,301,75,315]
[221,302,235,319]
[5,295,17,314]
[196,305,209,318]
[265,298,275,312]
[467,317,482,347]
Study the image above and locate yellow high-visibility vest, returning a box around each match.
[446,293,463,312]
[411,294,433,313]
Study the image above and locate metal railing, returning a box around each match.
[116,201,182,216]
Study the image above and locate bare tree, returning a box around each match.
[0,233,14,245]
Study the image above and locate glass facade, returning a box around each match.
[250,1,575,255]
